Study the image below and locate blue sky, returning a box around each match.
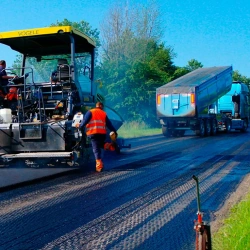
[1,0,250,77]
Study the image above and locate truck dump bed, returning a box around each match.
[156,66,232,118]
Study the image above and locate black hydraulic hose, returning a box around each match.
[192,175,201,213]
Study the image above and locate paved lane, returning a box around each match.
[0,131,250,249]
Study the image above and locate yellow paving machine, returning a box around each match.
[0,26,124,167]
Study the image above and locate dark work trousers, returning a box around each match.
[89,134,107,160]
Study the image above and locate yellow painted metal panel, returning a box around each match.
[0,26,71,39]
[0,26,95,47]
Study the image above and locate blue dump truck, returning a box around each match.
[156,66,250,137]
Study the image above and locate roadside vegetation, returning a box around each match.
[212,192,250,249]
[118,121,161,138]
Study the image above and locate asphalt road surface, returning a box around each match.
[1,130,250,250]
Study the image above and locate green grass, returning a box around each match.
[212,192,250,250]
[118,121,161,138]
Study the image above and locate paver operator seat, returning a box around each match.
[51,59,71,83]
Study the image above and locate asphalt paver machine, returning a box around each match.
[0,26,124,167]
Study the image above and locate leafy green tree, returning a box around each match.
[170,59,203,82]
[185,59,203,71]
[233,70,250,87]
[172,67,190,79]
[97,38,176,126]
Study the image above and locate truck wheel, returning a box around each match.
[225,119,232,133]
[205,119,211,136]
[199,120,205,137]
[210,119,217,135]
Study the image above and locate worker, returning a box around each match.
[0,60,17,94]
[75,102,118,172]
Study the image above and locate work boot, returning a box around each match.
[96,159,104,172]
[104,142,115,151]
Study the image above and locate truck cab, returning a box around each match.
[217,81,249,131]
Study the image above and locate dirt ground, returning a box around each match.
[210,173,250,234]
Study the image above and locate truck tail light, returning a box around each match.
[157,94,161,105]
[190,93,195,104]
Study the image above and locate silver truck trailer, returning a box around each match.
[156,66,249,137]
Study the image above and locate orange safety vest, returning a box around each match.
[86,108,107,135]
